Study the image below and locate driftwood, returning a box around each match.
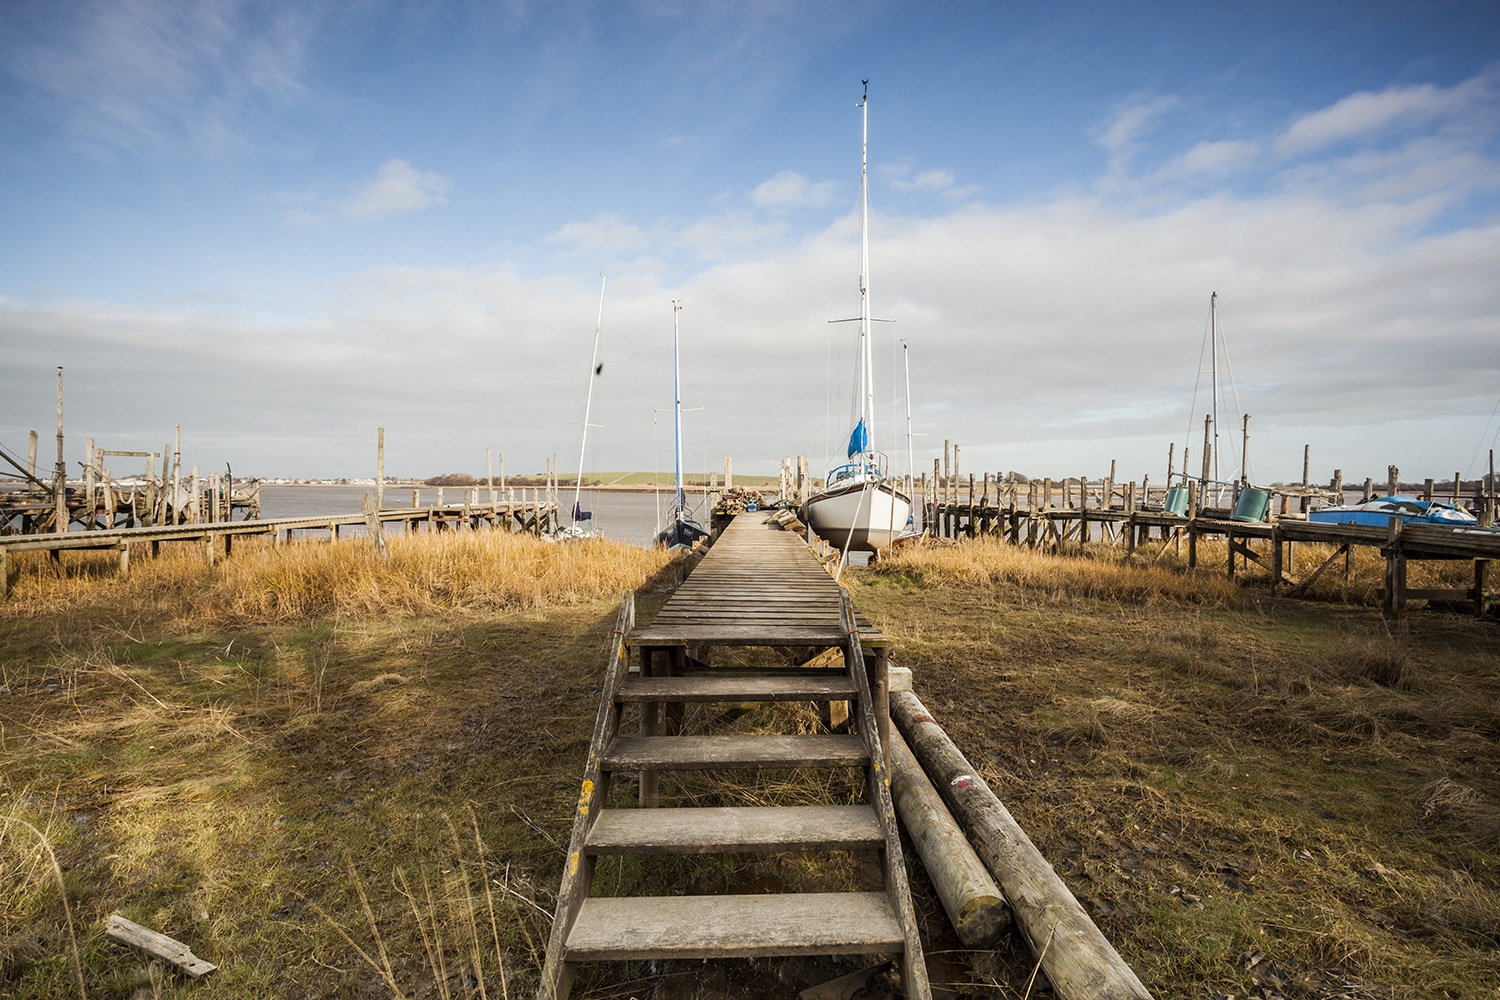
[105,913,216,978]
[889,727,1010,948]
[891,691,1153,1000]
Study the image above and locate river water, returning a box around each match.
[258,485,719,548]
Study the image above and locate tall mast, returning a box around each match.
[902,339,914,499]
[672,299,685,516]
[573,274,606,523]
[1210,291,1220,493]
[858,80,874,457]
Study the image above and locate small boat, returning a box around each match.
[654,301,709,551]
[1309,496,1480,528]
[802,81,912,553]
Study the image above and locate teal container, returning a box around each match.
[1163,486,1189,516]
[1231,486,1272,523]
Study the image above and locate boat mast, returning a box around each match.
[672,299,685,518]
[1210,291,1220,497]
[902,338,914,501]
[573,274,606,524]
[858,80,875,463]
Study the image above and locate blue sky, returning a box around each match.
[2,1,1498,486]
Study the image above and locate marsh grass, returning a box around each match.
[0,531,681,998]
[854,535,1500,997]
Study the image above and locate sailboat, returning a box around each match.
[802,81,912,553]
[558,276,606,540]
[654,300,709,550]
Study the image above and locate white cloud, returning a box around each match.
[545,214,648,254]
[343,159,452,219]
[1094,94,1181,165]
[673,211,787,261]
[881,163,980,199]
[1275,74,1497,157]
[1175,139,1261,175]
[750,170,837,209]
[0,0,311,153]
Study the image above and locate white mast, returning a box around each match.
[572,274,606,524]
[858,79,874,460]
[672,299,685,516]
[902,339,914,500]
[1210,291,1220,496]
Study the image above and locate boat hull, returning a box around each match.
[802,479,912,552]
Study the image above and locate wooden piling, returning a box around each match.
[891,692,1154,1000]
[378,427,386,510]
[888,728,1010,948]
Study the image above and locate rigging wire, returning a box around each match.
[1464,392,1500,479]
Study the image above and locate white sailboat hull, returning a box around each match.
[802,479,912,552]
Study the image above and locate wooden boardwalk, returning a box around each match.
[540,512,929,998]
[632,511,884,648]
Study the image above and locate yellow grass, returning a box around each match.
[1,531,677,626]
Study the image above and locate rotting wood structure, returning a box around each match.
[0,498,557,599]
[918,475,1498,619]
[539,511,930,998]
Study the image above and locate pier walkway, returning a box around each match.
[540,512,929,998]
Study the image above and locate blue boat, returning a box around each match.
[1308,496,1479,528]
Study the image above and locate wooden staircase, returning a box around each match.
[537,581,930,997]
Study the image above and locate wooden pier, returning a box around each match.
[540,511,929,998]
[921,478,1498,619]
[0,498,557,599]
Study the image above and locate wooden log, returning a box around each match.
[363,491,388,557]
[888,728,1009,948]
[891,692,1153,1000]
[105,913,216,977]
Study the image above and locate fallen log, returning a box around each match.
[889,727,1011,948]
[891,691,1153,1000]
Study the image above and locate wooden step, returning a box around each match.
[617,674,856,703]
[564,892,903,961]
[603,734,867,771]
[585,805,882,854]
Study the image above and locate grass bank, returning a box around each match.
[3,529,1497,997]
[856,537,1500,997]
[2,531,679,999]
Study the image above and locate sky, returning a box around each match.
[2,0,1499,487]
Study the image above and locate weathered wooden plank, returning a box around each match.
[564,892,903,961]
[603,734,868,770]
[616,675,856,703]
[585,805,882,854]
[104,914,216,978]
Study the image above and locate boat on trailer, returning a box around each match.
[801,81,912,553]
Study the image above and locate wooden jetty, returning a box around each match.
[540,511,930,998]
[918,473,1498,619]
[0,497,557,599]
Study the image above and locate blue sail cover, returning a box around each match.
[847,419,869,458]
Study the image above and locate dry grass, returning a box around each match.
[854,535,1500,998]
[0,530,683,999]
[2,530,674,626]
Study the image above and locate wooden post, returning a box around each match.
[499,452,505,495]
[1200,414,1212,505]
[797,455,810,505]
[27,429,38,481]
[190,467,200,523]
[0,548,9,599]
[1384,518,1406,618]
[1422,478,1434,502]
[1452,472,1462,506]
[1388,465,1400,498]
[1473,560,1488,618]
[888,729,1010,948]
[1332,469,1343,503]
[943,439,950,488]
[1363,477,1373,502]
[953,444,960,485]
[84,438,96,529]
[1107,459,1117,510]
[1165,441,1175,489]
[363,491,388,557]
[170,424,181,525]
[377,427,386,511]
[54,367,67,534]
[892,693,1154,1000]
[724,456,732,489]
